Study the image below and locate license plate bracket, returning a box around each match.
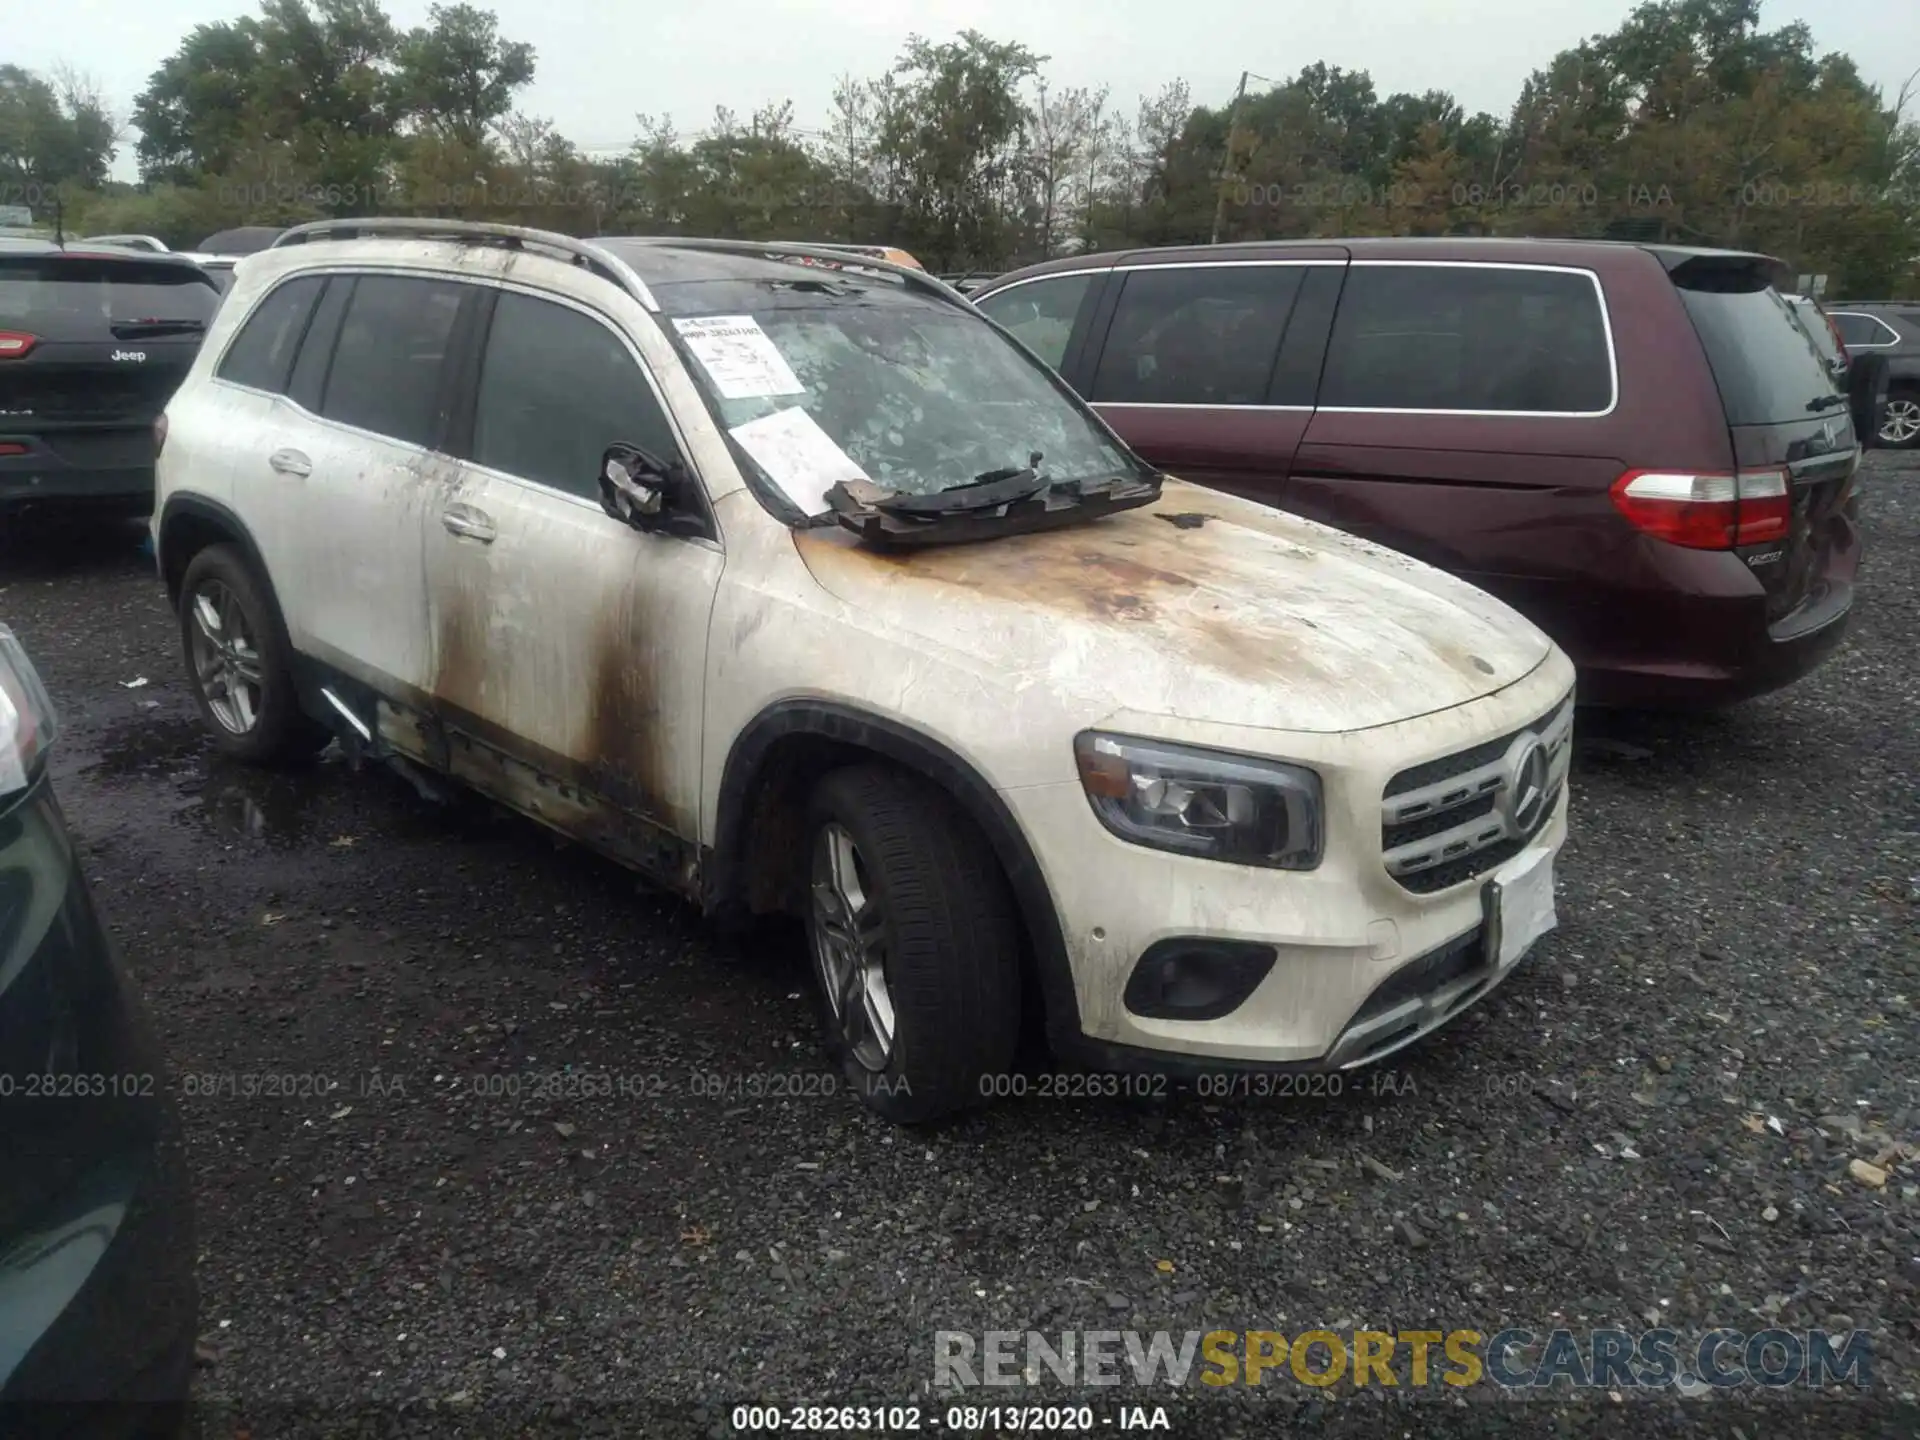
[1482,845,1557,969]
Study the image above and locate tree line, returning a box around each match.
[4,0,1917,295]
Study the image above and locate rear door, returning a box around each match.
[0,254,220,494]
[1289,260,1625,599]
[245,271,478,718]
[1671,257,1859,627]
[1079,259,1332,506]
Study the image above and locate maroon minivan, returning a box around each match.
[973,239,1863,708]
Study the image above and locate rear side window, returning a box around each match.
[1829,312,1900,348]
[1321,264,1613,413]
[1677,279,1840,426]
[320,275,466,448]
[216,277,324,392]
[1092,266,1303,405]
[976,274,1094,369]
[470,291,681,499]
[0,257,220,340]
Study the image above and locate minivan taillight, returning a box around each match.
[0,331,37,359]
[1610,468,1791,550]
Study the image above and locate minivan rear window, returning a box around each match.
[1318,264,1614,414]
[1676,274,1841,427]
[0,257,220,340]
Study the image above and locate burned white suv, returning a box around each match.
[153,219,1574,1121]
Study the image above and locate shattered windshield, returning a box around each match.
[657,280,1142,520]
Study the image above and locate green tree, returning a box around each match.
[393,3,536,151]
[0,64,119,202]
[871,31,1043,268]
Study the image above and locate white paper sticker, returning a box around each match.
[673,315,806,400]
[727,407,869,516]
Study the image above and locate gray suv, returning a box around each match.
[1825,301,1920,447]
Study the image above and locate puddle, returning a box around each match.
[186,763,333,849]
[84,716,212,779]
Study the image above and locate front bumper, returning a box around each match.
[1003,651,1575,1068]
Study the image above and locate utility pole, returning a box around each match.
[1209,69,1251,246]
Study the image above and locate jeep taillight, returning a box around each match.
[154,413,168,454]
[0,331,37,359]
[1610,468,1791,550]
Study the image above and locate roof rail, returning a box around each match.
[269,217,658,311]
[611,236,970,309]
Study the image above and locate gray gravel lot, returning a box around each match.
[3,454,1917,1439]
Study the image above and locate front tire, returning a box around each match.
[804,764,1022,1123]
[1879,390,1920,450]
[178,545,329,764]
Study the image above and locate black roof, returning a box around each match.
[197,226,286,255]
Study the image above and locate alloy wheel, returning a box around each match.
[1880,397,1920,447]
[188,579,265,735]
[809,822,896,1072]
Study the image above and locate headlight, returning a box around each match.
[0,626,58,800]
[1073,732,1323,870]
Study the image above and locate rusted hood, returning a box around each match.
[792,479,1554,735]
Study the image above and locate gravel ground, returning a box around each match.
[3,453,1918,1440]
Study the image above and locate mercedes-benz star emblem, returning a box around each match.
[1503,736,1551,837]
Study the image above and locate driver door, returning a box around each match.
[422,284,722,875]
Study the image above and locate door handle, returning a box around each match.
[268,448,311,477]
[441,505,496,543]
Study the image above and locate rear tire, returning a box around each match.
[1878,388,1920,450]
[178,545,330,765]
[803,764,1022,1123]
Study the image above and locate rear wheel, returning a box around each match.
[178,545,329,764]
[1879,390,1920,449]
[804,764,1022,1123]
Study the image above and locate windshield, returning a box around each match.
[657,281,1142,519]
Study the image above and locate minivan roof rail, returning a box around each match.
[270,217,659,310]
[611,235,970,309]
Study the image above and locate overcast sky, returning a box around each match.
[15,0,1920,181]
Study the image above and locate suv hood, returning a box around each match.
[793,479,1553,734]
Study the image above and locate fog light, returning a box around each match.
[1123,939,1277,1021]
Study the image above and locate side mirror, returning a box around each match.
[600,444,676,529]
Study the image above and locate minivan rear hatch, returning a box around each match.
[1668,252,1856,625]
[0,254,218,442]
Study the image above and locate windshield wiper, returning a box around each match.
[111,317,206,338]
[875,460,1050,518]
[824,463,1161,548]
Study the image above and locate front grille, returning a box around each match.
[1381,692,1572,893]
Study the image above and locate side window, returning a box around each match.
[1831,313,1897,347]
[1090,266,1303,406]
[319,275,467,447]
[215,276,324,393]
[1321,265,1613,413]
[976,274,1095,370]
[287,277,351,412]
[470,290,682,501]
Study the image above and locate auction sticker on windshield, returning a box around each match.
[673,315,806,400]
[728,406,869,515]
